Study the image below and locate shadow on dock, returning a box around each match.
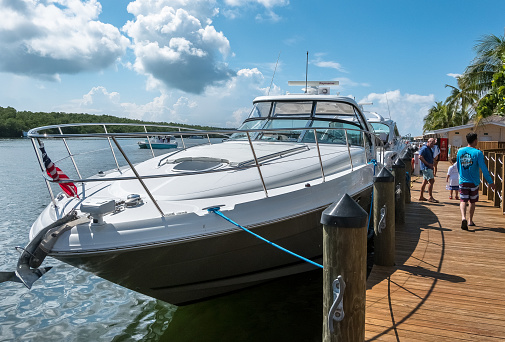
[365,161,505,341]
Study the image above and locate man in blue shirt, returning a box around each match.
[418,138,438,202]
[457,132,495,230]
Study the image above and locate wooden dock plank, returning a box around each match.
[365,161,505,341]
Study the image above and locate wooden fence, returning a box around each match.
[477,141,505,150]
[482,150,505,215]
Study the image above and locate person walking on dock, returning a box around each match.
[418,138,438,203]
[457,132,495,230]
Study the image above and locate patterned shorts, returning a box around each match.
[459,183,479,203]
[421,169,434,181]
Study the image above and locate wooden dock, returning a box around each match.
[365,161,505,341]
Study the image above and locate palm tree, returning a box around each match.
[444,76,478,125]
[464,33,505,95]
[423,101,451,132]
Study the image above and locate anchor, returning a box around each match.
[0,210,87,288]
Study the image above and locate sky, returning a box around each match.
[1,0,505,137]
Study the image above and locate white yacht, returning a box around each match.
[367,112,409,168]
[3,83,380,305]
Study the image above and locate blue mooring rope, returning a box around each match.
[208,207,324,269]
[208,159,378,270]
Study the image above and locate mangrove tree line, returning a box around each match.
[0,106,225,138]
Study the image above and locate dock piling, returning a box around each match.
[392,158,406,225]
[401,150,412,204]
[321,194,368,342]
[373,167,396,266]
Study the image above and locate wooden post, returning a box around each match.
[321,194,368,342]
[392,158,406,225]
[495,153,503,208]
[488,152,496,201]
[493,153,501,208]
[501,154,505,215]
[482,151,488,195]
[373,167,395,266]
[401,153,412,204]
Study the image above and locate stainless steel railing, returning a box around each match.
[29,123,383,217]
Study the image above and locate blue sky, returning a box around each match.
[1,0,504,137]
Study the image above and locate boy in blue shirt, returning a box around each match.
[457,132,495,230]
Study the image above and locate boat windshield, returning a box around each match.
[258,119,309,142]
[302,120,365,146]
[369,122,390,135]
[229,120,266,140]
[247,100,359,119]
[230,100,367,145]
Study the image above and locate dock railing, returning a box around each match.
[482,150,505,215]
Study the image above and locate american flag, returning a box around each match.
[39,142,79,198]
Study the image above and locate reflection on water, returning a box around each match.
[162,270,322,342]
[0,138,325,342]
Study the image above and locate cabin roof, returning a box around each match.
[427,115,505,134]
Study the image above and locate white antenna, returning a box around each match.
[268,51,281,96]
[305,51,309,93]
[385,92,392,119]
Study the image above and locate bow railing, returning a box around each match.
[28,123,382,216]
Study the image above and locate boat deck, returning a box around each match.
[365,161,505,341]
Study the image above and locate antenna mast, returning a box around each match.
[268,51,281,96]
[385,92,392,119]
[305,51,308,93]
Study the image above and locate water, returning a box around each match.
[0,138,323,342]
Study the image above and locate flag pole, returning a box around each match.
[33,138,58,208]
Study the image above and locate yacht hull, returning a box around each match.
[52,187,371,305]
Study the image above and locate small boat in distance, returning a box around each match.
[138,135,178,149]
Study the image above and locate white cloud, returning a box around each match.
[81,86,120,110]
[127,0,219,19]
[123,0,234,94]
[0,0,129,80]
[61,67,267,127]
[313,53,346,73]
[336,77,370,88]
[447,73,462,79]
[223,0,288,22]
[360,90,435,137]
[255,9,282,22]
[283,35,304,46]
[224,0,289,8]
[226,107,251,127]
[199,26,231,57]
[314,61,345,72]
[71,86,187,123]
